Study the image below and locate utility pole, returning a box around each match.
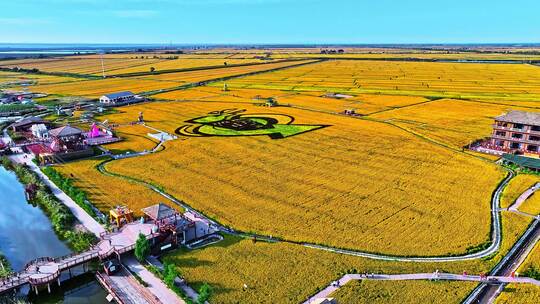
[100,52,106,78]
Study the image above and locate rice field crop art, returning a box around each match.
[176,108,329,139]
[100,100,505,256]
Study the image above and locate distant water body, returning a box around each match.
[0,43,176,58]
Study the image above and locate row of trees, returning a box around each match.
[0,157,95,252]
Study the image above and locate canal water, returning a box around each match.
[0,166,108,303]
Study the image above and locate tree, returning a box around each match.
[134,233,150,262]
[197,283,212,304]
[150,67,156,73]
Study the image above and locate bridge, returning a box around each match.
[0,221,159,295]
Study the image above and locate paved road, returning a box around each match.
[462,218,540,304]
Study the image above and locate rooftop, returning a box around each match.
[502,153,540,170]
[11,116,46,128]
[141,203,177,221]
[495,110,540,126]
[102,91,135,99]
[48,125,83,137]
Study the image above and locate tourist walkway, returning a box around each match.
[9,153,105,236]
[0,221,156,294]
[124,256,184,304]
[509,182,540,212]
[303,272,540,303]
[6,153,184,304]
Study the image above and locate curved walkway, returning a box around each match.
[97,154,515,262]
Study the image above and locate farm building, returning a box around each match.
[10,116,50,132]
[487,110,540,156]
[30,123,49,139]
[99,91,141,105]
[26,125,94,164]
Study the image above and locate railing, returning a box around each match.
[492,125,525,132]
[490,135,540,147]
[0,274,30,291]
[59,251,100,270]
[28,269,61,286]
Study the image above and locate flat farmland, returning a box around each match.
[30,78,181,98]
[500,174,540,209]
[0,57,163,75]
[28,60,315,98]
[100,101,504,256]
[163,211,529,304]
[54,157,168,216]
[103,124,160,154]
[330,280,476,304]
[370,99,540,148]
[107,58,268,75]
[0,70,82,87]
[154,86,430,114]
[135,59,316,83]
[496,241,540,303]
[211,60,540,102]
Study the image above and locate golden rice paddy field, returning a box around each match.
[519,194,540,215]
[98,101,505,256]
[54,157,169,216]
[0,55,297,76]
[0,70,82,87]
[162,212,529,304]
[370,99,540,148]
[497,241,540,303]
[28,60,314,98]
[107,58,268,75]
[500,174,540,209]
[103,124,159,154]
[0,57,163,75]
[133,60,315,83]
[154,86,430,115]
[210,60,540,102]
[268,52,540,61]
[329,280,477,304]
[30,78,181,98]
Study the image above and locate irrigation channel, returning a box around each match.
[0,166,108,303]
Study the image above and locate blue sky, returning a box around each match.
[1,0,538,44]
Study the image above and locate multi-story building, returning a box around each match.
[489,110,540,156]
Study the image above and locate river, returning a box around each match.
[0,166,108,303]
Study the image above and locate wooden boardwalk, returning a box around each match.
[0,222,158,294]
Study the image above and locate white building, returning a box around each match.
[31,123,49,139]
[99,91,136,104]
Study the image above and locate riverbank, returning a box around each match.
[0,254,11,278]
[0,156,95,253]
